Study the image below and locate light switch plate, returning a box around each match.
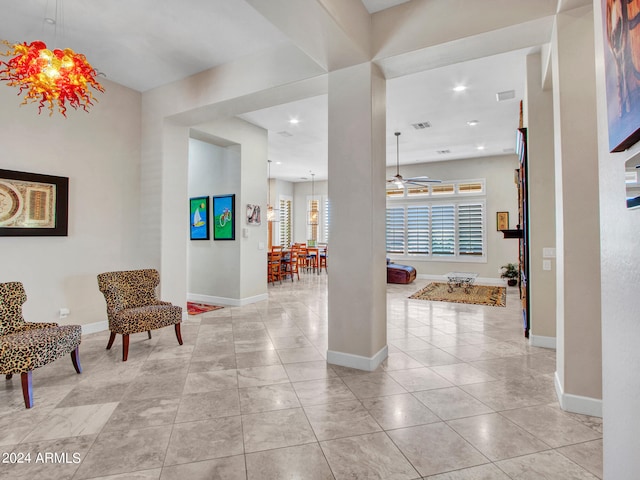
[543,248,556,258]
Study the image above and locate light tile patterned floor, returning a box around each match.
[0,274,602,479]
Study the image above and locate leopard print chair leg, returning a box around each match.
[1,282,83,408]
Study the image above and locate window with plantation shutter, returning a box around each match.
[385,179,486,261]
[323,197,330,243]
[279,198,292,248]
[386,207,405,254]
[458,203,483,255]
[407,206,429,255]
[431,205,455,255]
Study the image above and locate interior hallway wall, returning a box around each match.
[593,0,640,476]
[0,79,144,328]
[188,139,241,300]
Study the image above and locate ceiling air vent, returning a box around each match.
[411,121,431,130]
[437,149,450,154]
[277,131,293,137]
[496,90,516,102]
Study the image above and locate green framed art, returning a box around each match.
[212,194,235,240]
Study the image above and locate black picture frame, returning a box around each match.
[496,211,509,231]
[189,196,210,240]
[0,169,68,237]
[212,194,235,240]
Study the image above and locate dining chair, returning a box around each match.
[306,246,319,273]
[267,251,283,285]
[282,248,299,281]
[318,244,328,274]
[297,245,308,272]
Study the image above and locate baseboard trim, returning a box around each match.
[188,292,268,307]
[326,345,388,372]
[529,335,556,349]
[81,320,108,335]
[554,371,602,417]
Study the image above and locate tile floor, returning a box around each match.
[0,273,603,479]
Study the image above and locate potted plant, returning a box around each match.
[501,263,519,286]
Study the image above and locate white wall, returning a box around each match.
[593,0,640,476]
[0,79,144,327]
[188,139,241,300]
[191,118,269,304]
[385,155,520,278]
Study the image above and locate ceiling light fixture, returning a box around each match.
[0,1,104,116]
[289,118,299,125]
[467,120,479,126]
[267,160,279,223]
[307,172,319,227]
[453,85,467,92]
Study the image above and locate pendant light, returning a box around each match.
[307,173,319,226]
[267,160,279,223]
[0,0,104,116]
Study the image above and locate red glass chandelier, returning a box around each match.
[0,40,104,116]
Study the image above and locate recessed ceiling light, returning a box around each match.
[467,120,479,126]
[477,145,485,150]
[44,17,56,25]
[453,85,467,92]
[276,162,282,165]
[289,118,299,125]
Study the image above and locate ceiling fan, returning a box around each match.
[387,132,441,188]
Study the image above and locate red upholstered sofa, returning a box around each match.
[387,259,417,284]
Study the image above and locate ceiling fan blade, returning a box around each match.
[405,178,442,183]
[404,181,431,187]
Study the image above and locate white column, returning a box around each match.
[551,5,602,416]
[327,62,388,371]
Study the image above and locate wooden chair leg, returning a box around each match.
[21,371,33,409]
[71,346,82,374]
[122,334,130,362]
[6,374,12,380]
[147,331,152,339]
[106,331,116,350]
[175,323,183,345]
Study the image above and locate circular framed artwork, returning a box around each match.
[0,181,23,225]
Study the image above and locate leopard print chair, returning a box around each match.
[0,282,82,409]
[97,269,183,361]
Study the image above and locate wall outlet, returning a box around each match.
[59,308,70,318]
[543,260,552,271]
[258,242,265,250]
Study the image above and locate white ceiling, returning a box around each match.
[0,0,532,182]
[239,48,528,182]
